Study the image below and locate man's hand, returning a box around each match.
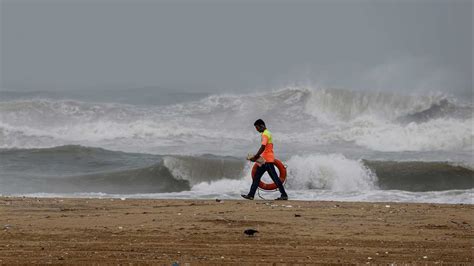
[248,145,265,163]
[246,154,257,162]
[246,154,254,161]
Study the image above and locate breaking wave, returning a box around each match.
[1,146,472,195]
[0,87,472,153]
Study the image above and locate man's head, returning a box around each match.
[254,119,266,133]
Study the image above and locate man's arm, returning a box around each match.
[251,145,265,162]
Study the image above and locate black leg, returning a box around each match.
[266,163,288,197]
[248,165,266,197]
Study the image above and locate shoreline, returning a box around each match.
[1,197,472,264]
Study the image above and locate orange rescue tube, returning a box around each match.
[251,159,287,191]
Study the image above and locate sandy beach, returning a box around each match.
[0,197,472,264]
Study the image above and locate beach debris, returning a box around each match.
[120,198,126,201]
[450,220,471,229]
[244,229,259,236]
[118,226,123,230]
[294,214,301,217]
[367,257,372,260]
[283,205,293,208]
[385,205,391,208]
[215,199,222,202]
[221,256,225,259]
[423,256,428,259]
[3,224,12,230]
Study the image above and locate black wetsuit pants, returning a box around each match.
[248,163,288,197]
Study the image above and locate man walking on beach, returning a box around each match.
[242,119,288,200]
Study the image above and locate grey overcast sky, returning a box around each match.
[1,0,472,96]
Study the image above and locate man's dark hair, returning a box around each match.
[254,119,265,127]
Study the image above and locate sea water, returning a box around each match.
[1,87,472,203]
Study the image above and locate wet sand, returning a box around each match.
[0,197,472,264]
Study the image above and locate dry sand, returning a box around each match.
[0,197,472,264]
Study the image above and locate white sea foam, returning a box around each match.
[5,189,472,204]
[303,88,438,122]
[186,153,378,196]
[191,178,250,194]
[335,117,474,152]
[285,153,377,191]
[0,87,471,155]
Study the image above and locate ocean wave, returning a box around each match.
[397,99,472,123]
[303,88,473,121]
[335,117,473,152]
[1,88,469,124]
[162,155,245,185]
[364,160,474,191]
[0,87,471,153]
[2,146,472,195]
[284,154,377,191]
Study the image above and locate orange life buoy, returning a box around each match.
[251,159,287,191]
